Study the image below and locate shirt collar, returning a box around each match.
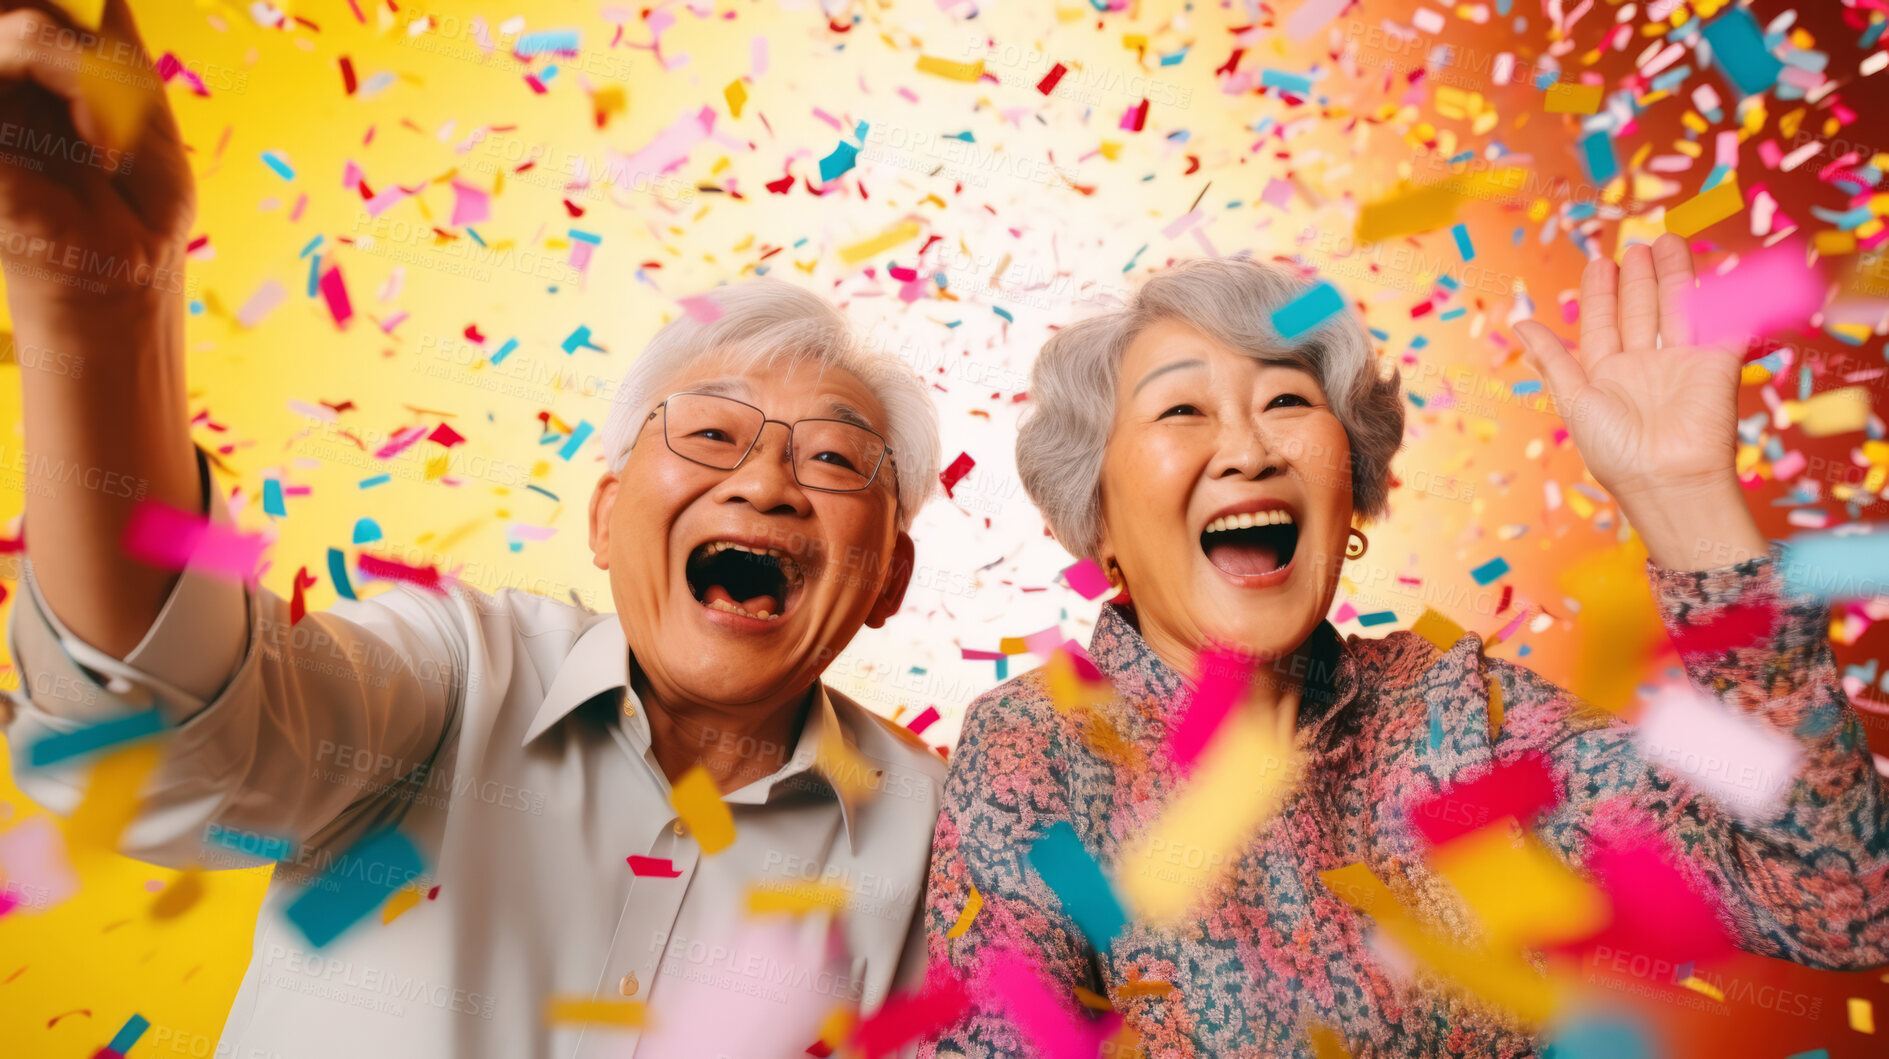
[521,616,867,849]
[1086,603,1361,738]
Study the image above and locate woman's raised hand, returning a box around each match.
[1514,233,1767,570]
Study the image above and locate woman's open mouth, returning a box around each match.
[1200,510,1299,579]
[685,541,806,622]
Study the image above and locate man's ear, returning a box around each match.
[588,472,619,571]
[864,531,916,629]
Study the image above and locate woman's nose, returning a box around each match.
[1208,418,1285,481]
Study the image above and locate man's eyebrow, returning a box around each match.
[1130,358,1206,397]
[685,378,756,400]
[820,401,877,432]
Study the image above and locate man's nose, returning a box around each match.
[715,421,812,516]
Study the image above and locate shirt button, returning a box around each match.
[618,971,639,997]
[672,820,685,836]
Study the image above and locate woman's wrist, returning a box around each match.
[1616,479,1769,572]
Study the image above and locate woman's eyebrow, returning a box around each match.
[1130,358,1206,397]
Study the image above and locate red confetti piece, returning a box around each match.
[357,553,445,593]
[339,55,357,95]
[427,422,466,448]
[1036,62,1067,94]
[939,452,974,498]
[1664,600,1777,656]
[288,566,317,626]
[850,964,972,1059]
[904,705,941,736]
[627,855,683,878]
[1410,751,1558,848]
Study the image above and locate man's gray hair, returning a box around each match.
[1017,257,1404,559]
[599,278,940,531]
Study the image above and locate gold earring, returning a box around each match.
[1346,528,1369,559]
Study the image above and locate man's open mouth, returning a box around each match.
[685,541,806,621]
[1200,510,1299,577]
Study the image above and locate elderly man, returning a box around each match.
[0,4,944,1057]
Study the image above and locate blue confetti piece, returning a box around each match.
[327,547,357,601]
[568,228,601,245]
[1779,532,1889,600]
[27,710,167,768]
[1271,281,1344,340]
[1470,557,1511,585]
[284,829,424,948]
[515,28,581,57]
[526,484,561,501]
[263,479,286,517]
[108,1013,151,1054]
[188,300,204,315]
[305,253,322,298]
[489,337,519,365]
[1438,307,1466,321]
[1027,821,1127,949]
[819,141,860,182]
[558,420,594,461]
[947,130,974,143]
[1542,1013,1653,1059]
[358,474,391,489]
[1511,379,1543,396]
[260,150,295,180]
[465,227,487,248]
[992,306,1014,323]
[1356,610,1397,627]
[538,65,559,84]
[561,325,596,355]
[1436,274,1461,291]
[1700,7,1783,96]
[298,234,324,258]
[995,656,1008,681]
[352,518,383,544]
[1451,223,1475,261]
[1579,131,1618,185]
[1428,700,1443,752]
[1261,69,1313,96]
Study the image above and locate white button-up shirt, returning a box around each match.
[4,466,947,1058]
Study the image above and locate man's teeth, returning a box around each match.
[705,597,779,621]
[1204,510,1296,533]
[702,541,789,560]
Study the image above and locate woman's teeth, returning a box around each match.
[1204,510,1296,533]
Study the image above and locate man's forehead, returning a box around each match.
[671,371,884,430]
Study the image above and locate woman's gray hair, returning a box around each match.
[599,278,940,531]
[1017,256,1404,559]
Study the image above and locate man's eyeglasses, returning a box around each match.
[643,391,894,494]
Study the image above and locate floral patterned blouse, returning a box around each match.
[919,548,1889,1057]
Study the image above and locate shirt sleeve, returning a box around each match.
[918,685,1100,1058]
[4,449,466,870]
[1516,542,1889,970]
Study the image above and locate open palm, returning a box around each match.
[1516,234,1743,506]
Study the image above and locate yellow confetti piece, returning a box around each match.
[1852,997,1876,1034]
[1308,1023,1352,1059]
[724,80,747,119]
[813,1007,856,1051]
[838,220,922,266]
[745,880,849,915]
[1117,706,1297,921]
[997,636,1030,655]
[1544,82,1603,114]
[915,55,984,81]
[947,885,983,938]
[1074,985,1113,1010]
[1559,541,1659,714]
[381,883,423,924]
[1114,980,1174,998]
[1663,174,1743,237]
[1783,386,1871,438]
[1428,823,1609,949]
[48,0,106,31]
[1411,608,1467,655]
[66,741,163,854]
[543,998,649,1027]
[1486,672,1504,740]
[1677,975,1724,1002]
[669,765,736,854]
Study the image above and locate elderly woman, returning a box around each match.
[920,237,1888,1056]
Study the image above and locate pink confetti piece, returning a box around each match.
[1410,752,1558,847]
[363,185,411,217]
[904,705,941,736]
[0,816,80,914]
[1062,558,1113,600]
[1284,0,1350,41]
[449,181,490,226]
[1634,685,1803,824]
[236,279,286,328]
[976,950,1119,1059]
[960,648,1005,661]
[678,293,724,322]
[1165,645,1256,776]
[1685,242,1821,349]
[373,425,428,460]
[1553,822,1737,962]
[750,35,768,77]
[342,159,363,191]
[122,501,268,581]
[318,264,353,329]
